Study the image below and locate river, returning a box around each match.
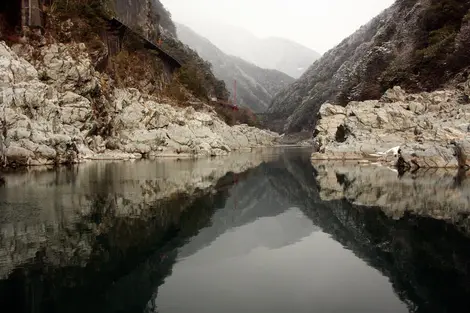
[0,147,469,313]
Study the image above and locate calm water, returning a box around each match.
[0,148,469,313]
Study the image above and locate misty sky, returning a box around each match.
[161,0,395,54]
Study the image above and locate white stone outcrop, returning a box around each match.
[0,41,279,167]
[311,86,470,169]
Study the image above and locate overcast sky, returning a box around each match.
[161,0,395,53]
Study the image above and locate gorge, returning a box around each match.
[1,1,470,312]
[0,0,279,168]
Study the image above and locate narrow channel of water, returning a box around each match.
[0,148,469,313]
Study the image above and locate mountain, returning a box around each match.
[268,0,470,133]
[177,21,321,78]
[176,23,295,112]
[108,0,229,101]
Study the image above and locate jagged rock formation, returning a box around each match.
[0,0,281,168]
[310,84,470,168]
[0,41,278,166]
[269,0,470,133]
[176,23,295,112]
[178,20,321,78]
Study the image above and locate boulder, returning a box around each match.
[452,140,470,168]
[0,42,38,86]
[5,146,34,165]
[312,85,470,168]
[398,143,459,169]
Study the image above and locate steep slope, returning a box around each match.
[269,0,470,133]
[114,0,177,37]
[111,0,228,101]
[0,0,279,168]
[178,21,321,78]
[176,23,294,112]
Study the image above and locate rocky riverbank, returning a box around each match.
[311,85,470,169]
[0,41,279,167]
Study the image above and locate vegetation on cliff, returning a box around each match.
[0,0,260,128]
[269,0,470,133]
[44,0,225,99]
[176,22,295,113]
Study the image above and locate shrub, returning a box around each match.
[51,0,113,21]
[161,36,229,101]
[164,81,188,102]
[108,49,164,93]
[177,63,209,99]
[213,105,259,127]
[408,0,470,90]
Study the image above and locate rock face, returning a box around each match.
[269,0,470,133]
[0,41,278,167]
[176,23,295,112]
[311,85,470,168]
[114,0,177,38]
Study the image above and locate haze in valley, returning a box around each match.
[161,0,395,55]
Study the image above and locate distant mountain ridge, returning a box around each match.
[175,20,321,78]
[176,23,295,112]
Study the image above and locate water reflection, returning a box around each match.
[0,148,469,313]
[157,208,406,313]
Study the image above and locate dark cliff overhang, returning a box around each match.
[108,17,182,71]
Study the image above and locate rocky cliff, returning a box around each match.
[311,84,470,169]
[114,0,177,37]
[176,23,295,113]
[269,0,470,133]
[0,41,278,166]
[0,1,279,167]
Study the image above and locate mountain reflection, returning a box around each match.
[0,149,469,313]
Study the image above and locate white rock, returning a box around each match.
[6,145,34,164]
[0,41,279,167]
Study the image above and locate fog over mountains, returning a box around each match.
[176,23,295,112]
[176,20,321,79]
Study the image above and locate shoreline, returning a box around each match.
[0,41,281,170]
[0,145,312,172]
